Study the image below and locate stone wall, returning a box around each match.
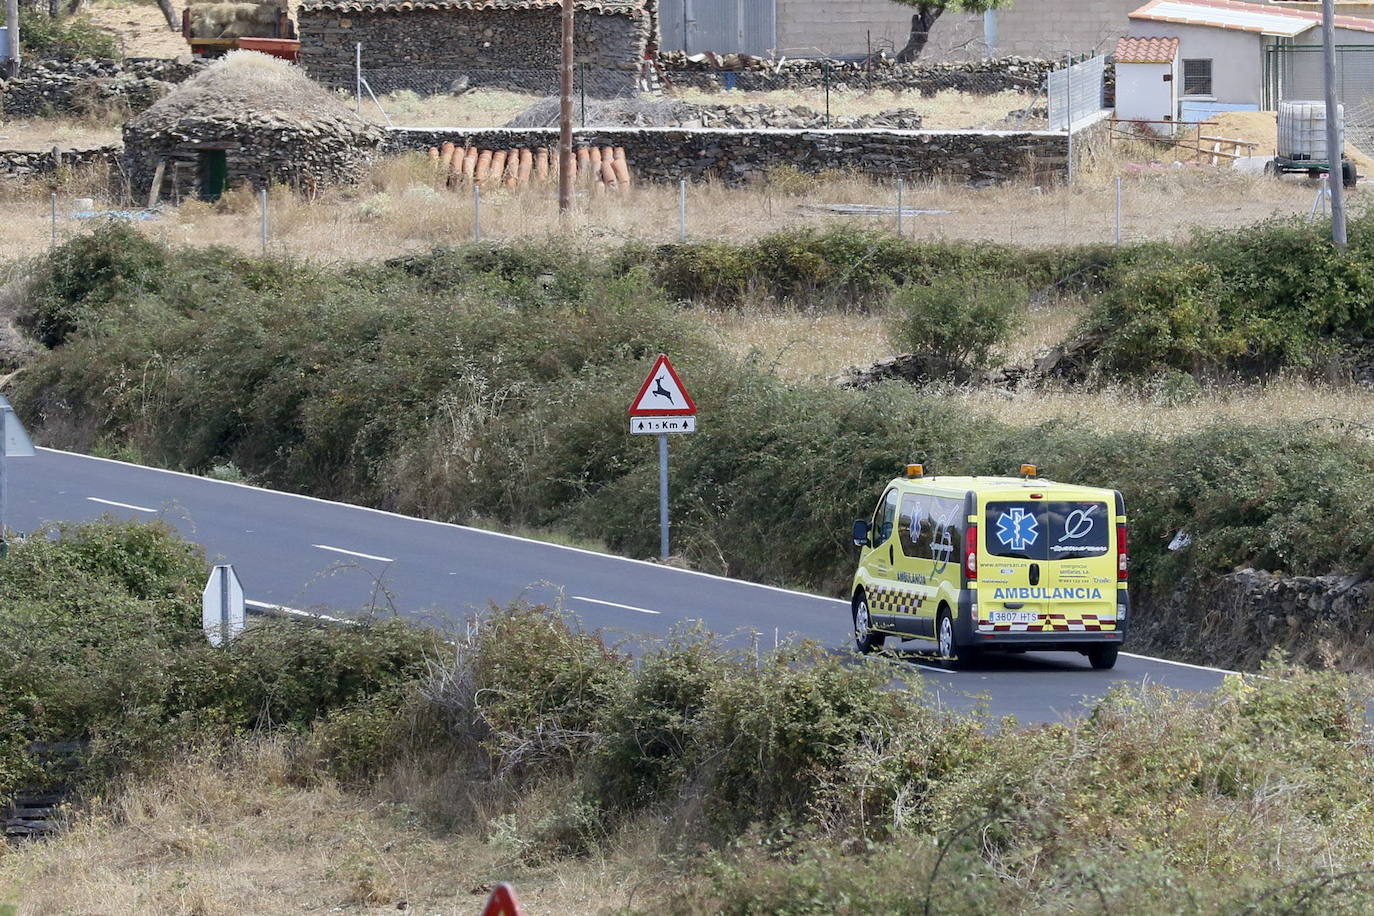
[0,145,121,180]
[1134,568,1374,671]
[298,8,649,90]
[0,57,203,119]
[390,124,1083,185]
[658,54,1056,95]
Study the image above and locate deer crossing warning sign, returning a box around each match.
[629,354,696,434]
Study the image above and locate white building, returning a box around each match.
[1114,35,1180,124]
[1126,0,1374,119]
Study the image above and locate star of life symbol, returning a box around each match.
[996,507,1039,551]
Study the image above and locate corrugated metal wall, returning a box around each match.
[658,0,777,56]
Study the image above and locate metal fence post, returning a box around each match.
[1065,54,1074,186]
[678,178,687,241]
[823,61,831,128]
[1114,176,1121,245]
[259,187,269,255]
[355,43,362,116]
[49,192,56,246]
[580,62,587,128]
[896,178,904,236]
[473,184,482,241]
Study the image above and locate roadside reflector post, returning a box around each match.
[202,564,246,647]
[628,354,698,563]
[0,397,37,559]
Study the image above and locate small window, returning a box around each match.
[874,488,899,543]
[1182,58,1212,96]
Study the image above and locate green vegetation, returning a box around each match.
[15,8,119,60]
[3,525,1374,912]
[0,518,437,794]
[884,274,1023,372]
[12,221,1374,667]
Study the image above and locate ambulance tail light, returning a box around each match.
[964,525,978,580]
[1117,523,1129,581]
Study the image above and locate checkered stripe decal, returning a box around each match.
[978,613,1117,632]
[866,585,925,616]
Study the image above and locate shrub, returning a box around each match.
[17,8,119,60]
[884,275,1023,371]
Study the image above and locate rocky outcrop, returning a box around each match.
[1133,569,1374,671]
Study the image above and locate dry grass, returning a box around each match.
[0,742,649,915]
[0,148,1341,262]
[0,120,122,152]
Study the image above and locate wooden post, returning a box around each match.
[558,0,574,212]
[147,159,166,209]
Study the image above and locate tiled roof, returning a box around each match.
[1114,35,1179,62]
[301,0,645,12]
[1129,0,1374,36]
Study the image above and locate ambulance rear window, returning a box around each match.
[985,501,1110,561]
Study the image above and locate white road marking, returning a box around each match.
[43,447,847,606]
[87,496,156,513]
[572,595,663,615]
[245,599,355,626]
[312,544,395,563]
[1120,652,1237,675]
[912,662,957,674]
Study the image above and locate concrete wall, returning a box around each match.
[774,0,1138,61]
[1128,22,1262,106]
[1115,60,1176,123]
[389,123,1099,185]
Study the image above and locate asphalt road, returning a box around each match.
[7,447,1234,722]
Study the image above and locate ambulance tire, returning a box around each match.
[936,608,975,669]
[1087,645,1119,670]
[853,594,885,654]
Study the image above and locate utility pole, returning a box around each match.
[4,0,20,80]
[1322,0,1348,248]
[558,0,574,214]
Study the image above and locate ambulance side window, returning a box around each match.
[897,493,928,558]
[930,497,961,571]
[874,488,899,543]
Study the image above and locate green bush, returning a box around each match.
[884,275,1023,371]
[16,8,119,60]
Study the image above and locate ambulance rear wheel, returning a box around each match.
[853,595,885,654]
[1088,645,1119,670]
[937,609,974,669]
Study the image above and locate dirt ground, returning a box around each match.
[86,0,189,59]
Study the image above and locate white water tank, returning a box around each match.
[1278,100,1344,160]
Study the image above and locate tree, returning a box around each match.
[889,0,1010,63]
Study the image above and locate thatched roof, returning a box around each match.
[126,51,378,136]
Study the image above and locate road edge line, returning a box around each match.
[41,447,848,606]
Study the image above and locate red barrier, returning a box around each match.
[480,883,523,916]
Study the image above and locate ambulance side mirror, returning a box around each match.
[852,520,870,547]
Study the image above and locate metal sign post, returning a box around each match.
[628,354,698,561]
[0,396,37,559]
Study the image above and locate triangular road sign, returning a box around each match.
[629,354,697,417]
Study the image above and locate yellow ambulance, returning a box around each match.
[849,464,1128,669]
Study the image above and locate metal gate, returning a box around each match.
[658,0,777,56]
[1263,44,1374,109]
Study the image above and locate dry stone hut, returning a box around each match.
[123,51,384,201]
[296,0,656,93]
